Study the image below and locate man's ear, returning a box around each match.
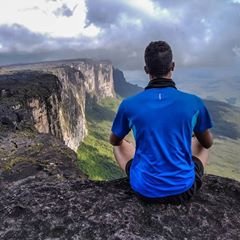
[171,62,175,71]
[144,66,149,74]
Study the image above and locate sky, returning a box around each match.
[0,0,240,70]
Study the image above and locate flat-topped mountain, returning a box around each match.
[0,58,115,151]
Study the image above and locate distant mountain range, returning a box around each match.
[124,67,240,107]
[115,70,240,139]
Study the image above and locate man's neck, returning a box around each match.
[149,72,172,81]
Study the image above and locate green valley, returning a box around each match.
[77,97,125,180]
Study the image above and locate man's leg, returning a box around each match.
[191,136,209,168]
[113,140,135,172]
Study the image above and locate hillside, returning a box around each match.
[77,97,124,180]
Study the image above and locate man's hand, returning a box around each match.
[194,129,213,149]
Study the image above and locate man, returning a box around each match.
[110,41,213,204]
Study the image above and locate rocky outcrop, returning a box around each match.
[0,71,63,136]
[0,59,115,151]
[0,174,239,240]
[0,129,86,189]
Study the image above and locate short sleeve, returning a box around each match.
[194,100,213,133]
[111,100,130,138]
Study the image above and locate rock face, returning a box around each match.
[0,59,115,151]
[0,71,63,136]
[0,175,239,240]
[113,68,142,98]
[68,59,115,100]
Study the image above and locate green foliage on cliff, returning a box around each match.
[77,97,125,180]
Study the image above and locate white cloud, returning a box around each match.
[233,46,240,56]
[0,0,100,37]
[124,0,180,23]
[126,0,156,16]
[201,19,212,44]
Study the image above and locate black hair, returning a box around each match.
[144,41,173,77]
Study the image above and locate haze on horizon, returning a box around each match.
[0,0,240,71]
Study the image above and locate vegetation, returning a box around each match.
[77,97,126,180]
[207,138,240,181]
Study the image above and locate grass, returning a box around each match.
[207,138,240,181]
[77,97,126,180]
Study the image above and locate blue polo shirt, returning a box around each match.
[111,87,212,198]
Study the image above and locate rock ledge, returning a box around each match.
[0,175,239,240]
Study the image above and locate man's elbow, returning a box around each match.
[203,138,213,149]
[195,130,214,149]
[109,137,118,146]
[205,131,214,149]
[109,133,123,146]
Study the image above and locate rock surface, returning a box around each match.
[0,130,86,188]
[0,175,240,240]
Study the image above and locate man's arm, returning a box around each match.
[194,129,213,149]
[110,100,130,146]
[109,132,124,146]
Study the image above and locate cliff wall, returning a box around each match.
[0,59,115,151]
[0,71,62,136]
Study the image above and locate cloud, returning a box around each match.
[0,0,239,70]
[53,3,78,17]
[0,0,99,38]
[84,0,240,69]
[0,24,46,53]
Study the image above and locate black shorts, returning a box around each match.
[125,156,204,204]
